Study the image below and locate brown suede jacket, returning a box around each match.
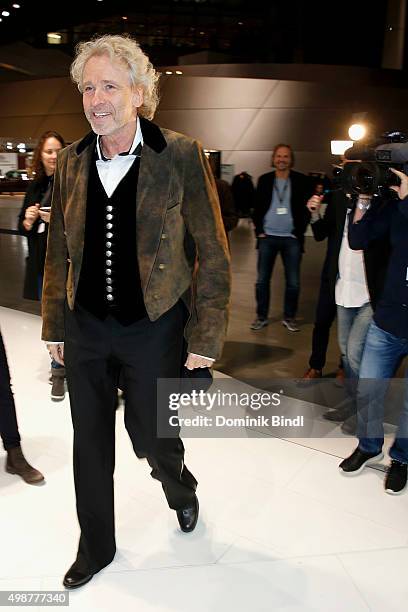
[41,118,231,360]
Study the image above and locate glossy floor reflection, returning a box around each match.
[1,307,407,612]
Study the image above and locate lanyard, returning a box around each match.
[274,180,289,205]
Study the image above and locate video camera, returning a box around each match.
[334,131,408,196]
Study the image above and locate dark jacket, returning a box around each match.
[17,177,53,300]
[348,195,408,338]
[252,170,311,251]
[215,178,238,233]
[41,118,231,360]
[231,172,255,217]
[311,189,390,308]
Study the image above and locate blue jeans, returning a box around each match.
[357,321,408,463]
[255,236,301,320]
[337,303,372,381]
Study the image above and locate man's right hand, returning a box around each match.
[390,168,408,200]
[306,195,323,213]
[47,343,64,366]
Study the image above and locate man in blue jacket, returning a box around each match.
[339,168,408,494]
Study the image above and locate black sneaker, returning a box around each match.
[282,319,300,332]
[339,447,383,476]
[384,460,408,495]
[250,318,268,331]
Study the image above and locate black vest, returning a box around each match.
[76,151,147,325]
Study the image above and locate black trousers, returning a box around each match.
[308,277,337,371]
[0,328,21,451]
[64,301,197,573]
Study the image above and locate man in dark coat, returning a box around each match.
[339,169,408,494]
[251,144,311,332]
[215,178,238,234]
[304,189,390,428]
[231,171,255,218]
[42,34,230,589]
[208,156,238,235]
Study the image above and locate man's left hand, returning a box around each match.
[185,353,214,370]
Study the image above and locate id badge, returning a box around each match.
[276,207,287,215]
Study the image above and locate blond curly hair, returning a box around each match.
[70,34,160,120]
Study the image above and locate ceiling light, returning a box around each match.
[175,70,183,75]
[47,32,62,44]
[2,10,10,17]
[348,123,366,141]
[122,16,128,20]
[12,3,21,8]
[165,70,173,75]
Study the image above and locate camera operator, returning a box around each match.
[304,175,389,431]
[339,167,408,494]
[302,180,343,384]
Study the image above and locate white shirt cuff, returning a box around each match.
[190,353,215,362]
[44,346,213,361]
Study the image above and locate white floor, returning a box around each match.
[1,306,408,612]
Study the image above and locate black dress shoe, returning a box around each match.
[177,495,199,533]
[63,561,94,589]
